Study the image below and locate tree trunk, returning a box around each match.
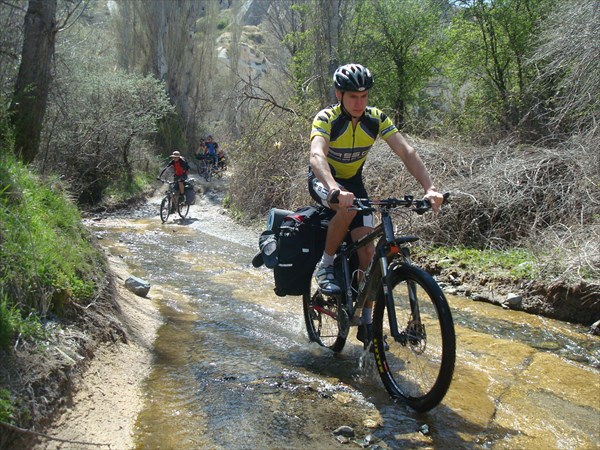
[9,0,57,164]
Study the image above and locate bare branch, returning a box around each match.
[0,0,26,13]
[57,0,88,32]
[235,75,299,117]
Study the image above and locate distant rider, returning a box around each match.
[204,135,220,168]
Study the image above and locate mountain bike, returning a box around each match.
[196,155,224,181]
[159,179,190,223]
[195,155,211,181]
[302,194,455,412]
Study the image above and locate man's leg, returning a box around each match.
[350,225,386,350]
[177,179,186,204]
[315,206,356,294]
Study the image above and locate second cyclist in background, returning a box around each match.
[204,135,220,169]
[308,63,445,348]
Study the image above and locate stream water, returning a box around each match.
[85,185,599,449]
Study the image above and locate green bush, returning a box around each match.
[0,388,16,424]
[0,154,107,336]
[217,18,228,30]
[0,297,44,348]
[42,66,173,205]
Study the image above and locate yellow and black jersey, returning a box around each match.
[310,103,398,180]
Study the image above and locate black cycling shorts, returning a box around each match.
[174,174,188,182]
[308,168,373,230]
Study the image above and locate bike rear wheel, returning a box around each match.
[160,196,171,223]
[302,285,348,353]
[372,263,455,412]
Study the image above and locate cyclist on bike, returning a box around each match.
[204,135,220,169]
[308,63,444,347]
[158,150,190,203]
[195,140,207,160]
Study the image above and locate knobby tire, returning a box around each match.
[372,263,455,412]
[160,196,171,223]
[204,163,212,181]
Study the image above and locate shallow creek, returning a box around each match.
[86,191,599,449]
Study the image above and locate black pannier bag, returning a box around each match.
[273,205,331,297]
[184,180,196,205]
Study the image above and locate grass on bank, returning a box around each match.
[428,246,538,280]
[102,172,157,204]
[0,154,107,352]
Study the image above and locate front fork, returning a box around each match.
[338,242,357,323]
[340,215,422,337]
[379,215,421,343]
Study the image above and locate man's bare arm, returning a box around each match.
[385,132,444,211]
[310,136,337,191]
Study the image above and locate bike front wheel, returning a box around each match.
[372,263,455,412]
[204,164,212,181]
[159,196,171,223]
[302,286,348,353]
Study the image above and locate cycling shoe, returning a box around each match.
[315,264,341,295]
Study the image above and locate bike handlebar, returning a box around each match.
[335,192,450,215]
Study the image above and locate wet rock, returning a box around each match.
[333,392,353,404]
[363,416,382,429]
[419,423,430,435]
[504,292,522,308]
[335,434,350,444]
[471,293,488,302]
[353,434,380,448]
[443,286,458,295]
[124,276,151,297]
[333,425,355,438]
[590,319,600,336]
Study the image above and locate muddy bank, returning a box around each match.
[415,255,600,329]
[2,253,162,449]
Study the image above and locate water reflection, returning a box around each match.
[451,300,599,367]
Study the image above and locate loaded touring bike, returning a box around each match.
[303,194,455,412]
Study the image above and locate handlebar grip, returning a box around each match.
[416,192,450,214]
[327,189,340,204]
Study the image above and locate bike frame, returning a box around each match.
[166,182,179,202]
[335,202,422,342]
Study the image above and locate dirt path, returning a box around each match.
[31,254,162,450]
